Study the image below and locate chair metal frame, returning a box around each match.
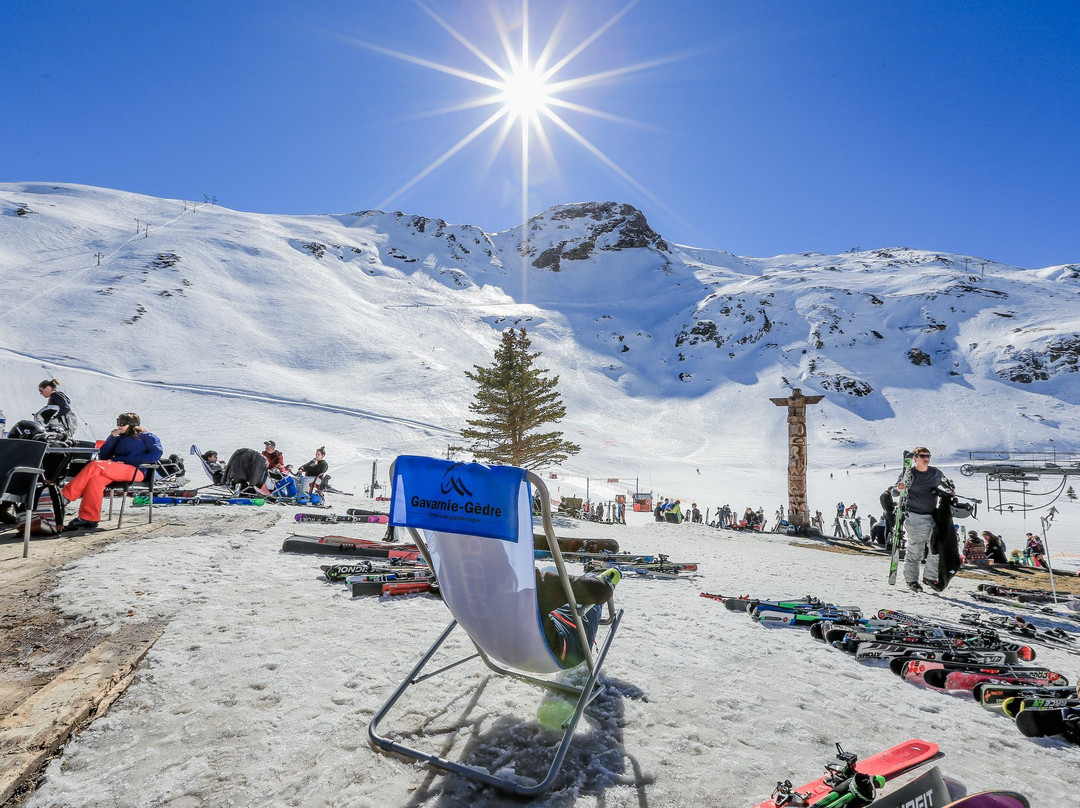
[0,439,48,559]
[368,458,622,796]
[106,462,161,528]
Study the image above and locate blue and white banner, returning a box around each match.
[389,455,527,542]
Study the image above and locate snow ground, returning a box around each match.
[21,502,1080,808]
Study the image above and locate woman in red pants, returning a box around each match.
[63,412,163,530]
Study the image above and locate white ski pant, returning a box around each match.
[904,512,939,585]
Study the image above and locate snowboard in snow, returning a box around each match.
[938,793,1029,808]
[346,508,389,518]
[751,739,938,808]
[869,765,949,808]
[281,535,421,561]
[532,533,619,554]
[1013,705,1080,741]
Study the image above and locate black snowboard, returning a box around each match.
[1014,706,1080,740]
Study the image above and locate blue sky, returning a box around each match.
[4,1,1078,267]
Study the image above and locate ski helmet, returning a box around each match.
[8,419,47,441]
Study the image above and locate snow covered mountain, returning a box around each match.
[1,182,1077,511]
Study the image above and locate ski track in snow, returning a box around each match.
[21,509,1080,808]
[0,346,458,441]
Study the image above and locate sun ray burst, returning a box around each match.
[353,1,685,301]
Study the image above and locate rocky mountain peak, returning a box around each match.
[520,201,670,272]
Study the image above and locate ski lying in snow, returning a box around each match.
[888,450,914,586]
[938,668,1066,692]
[294,512,389,524]
[584,558,697,575]
[862,644,1009,666]
[321,561,427,582]
[346,508,388,517]
[346,570,436,597]
[1000,695,1080,719]
[900,658,1065,690]
[970,592,1060,613]
[751,739,938,808]
[977,583,1063,603]
[975,681,1079,709]
[537,549,695,566]
[704,594,828,613]
[134,495,265,506]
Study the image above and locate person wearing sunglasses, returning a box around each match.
[61,412,163,530]
[892,446,952,591]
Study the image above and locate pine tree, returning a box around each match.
[456,327,580,469]
[1067,485,1077,501]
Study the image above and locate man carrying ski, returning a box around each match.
[892,446,951,591]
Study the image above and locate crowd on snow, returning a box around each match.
[1,378,335,531]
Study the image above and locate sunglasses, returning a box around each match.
[915,453,931,459]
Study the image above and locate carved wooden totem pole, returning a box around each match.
[769,388,825,531]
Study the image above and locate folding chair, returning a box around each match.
[0,439,48,558]
[106,462,162,528]
[368,455,623,796]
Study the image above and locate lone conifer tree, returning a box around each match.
[457,327,580,469]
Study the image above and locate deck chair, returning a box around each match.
[0,439,48,558]
[369,455,623,796]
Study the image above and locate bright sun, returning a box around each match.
[348,1,678,299]
[499,66,552,118]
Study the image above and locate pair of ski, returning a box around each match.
[977,583,1062,603]
[134,495,265,506]
[584,561,682,580]
[958,612,1077,653]
[750,604,863,629]
[896,656,1068,692]
[584,559,697,578]
[535,549,696,567]
[321,561,427,581]
[886,451,915,586]
[707,594,829,613]
[824,621,1034,663]
[320,563,436,597]
[294,511,389,524]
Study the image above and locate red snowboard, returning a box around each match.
[752,739,938,808]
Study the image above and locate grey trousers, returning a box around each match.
[903,512,939,584]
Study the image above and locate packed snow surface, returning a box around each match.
[21,504,1080,807]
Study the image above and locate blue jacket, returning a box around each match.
[99,431,164,469]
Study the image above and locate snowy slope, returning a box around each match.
[1,181,1078,539]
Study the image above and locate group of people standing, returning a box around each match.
[652,498,704,524]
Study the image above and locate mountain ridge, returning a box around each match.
[1,182,1077,503]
